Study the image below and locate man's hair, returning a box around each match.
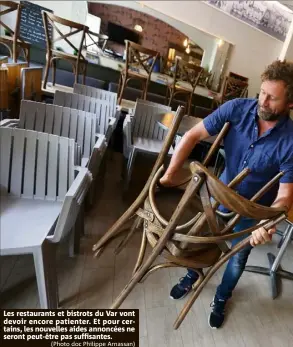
[261,60,293,103]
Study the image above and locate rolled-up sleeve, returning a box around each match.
[203,99,236,136]
[280,158,293,183]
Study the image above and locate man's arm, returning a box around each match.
[160,121,210,186]
[250,182,293,246]
[160,99,236,186]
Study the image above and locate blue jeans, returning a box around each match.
[187,217,257,301]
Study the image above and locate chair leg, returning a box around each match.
[115,216,142,255]
[110,175,203,309]
[124,148,137,193]
[168,88,174,107]
[52,60,56,86]
[118,75,127,105]
[43,54,51,90]
[132,227,147,275]
[12,39,17,63]
[82,63,87,85]
[33,242,58,309]
[187,93,193,117]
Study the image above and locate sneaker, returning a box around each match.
[169,273,198,300]
[208,296,226,329]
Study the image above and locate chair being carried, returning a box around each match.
[92,106,287,329]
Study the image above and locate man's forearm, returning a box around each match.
[271,196,292,211]
[164,131,199,177]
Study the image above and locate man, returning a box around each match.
[160,60,293,329]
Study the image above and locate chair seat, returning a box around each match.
[0,35,30,48]
[0,196,62,255]
[123,69,148,80]
[175,82,193,93]
[133,137,174,155]
[51,50,88,62]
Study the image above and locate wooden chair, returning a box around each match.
[84,30,108,53]
[166,57,203,117]
[92,106,287,329]
[42,11,88,90]
[118,40,159,105]
[213,76,249,108]
[0,1,30,63]
[0,127,92,308]
[21,67,43,101]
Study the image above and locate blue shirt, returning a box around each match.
[203,98,293,211]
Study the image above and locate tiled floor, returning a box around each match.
[1,152,293,347]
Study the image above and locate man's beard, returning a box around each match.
[257,104,281,121]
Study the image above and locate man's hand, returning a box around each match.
[250,224,276,247]
[159,173,176,187]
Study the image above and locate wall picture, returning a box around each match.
[204,1,292,42]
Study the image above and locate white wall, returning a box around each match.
[93,0,218,69]
[140,1,284,97]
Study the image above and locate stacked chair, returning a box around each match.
[0,127,92,308]
[53,90,117,144]
[92,106,288,330]
[1,63,119,307]
[122,99,172,191]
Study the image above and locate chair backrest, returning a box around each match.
[73,83,117,119]
[0,1,22,41]
[125,40,159,79]
[220,76,248,104]
[21,67,43,101]
[0,127,75,201]
[0,67,8,109]
[53,90,110,135]
[191,161,286,221]
[42,11,88,59]
[84,31,108,53]
[19,100,97,160]
[171,57,203,93]
[132,99,171,140]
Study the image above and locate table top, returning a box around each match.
[158,112,219,145]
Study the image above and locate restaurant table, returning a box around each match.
[157,112,222,146]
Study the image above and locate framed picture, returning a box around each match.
[203,1,293,42]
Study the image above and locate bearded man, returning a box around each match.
[160,60,293,329]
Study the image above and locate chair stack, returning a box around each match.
[0,82,119,308]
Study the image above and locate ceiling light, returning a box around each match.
[134,24,143,32]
